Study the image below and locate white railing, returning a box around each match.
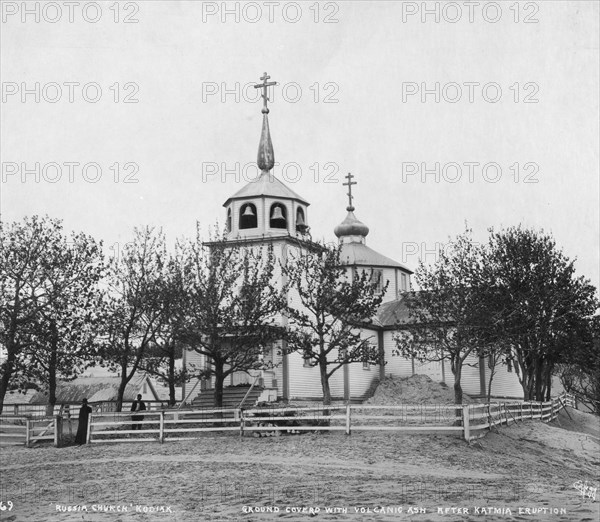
[1,393,574,447]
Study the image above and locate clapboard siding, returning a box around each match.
[461,354,483,396]
[287,351,345,400]
[484,361,523,398]
[382,330,413,377]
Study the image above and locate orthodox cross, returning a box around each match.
[343,172,357,209]
[254,72,277,114]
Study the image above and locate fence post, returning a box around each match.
[25,419,31,448]
[86,413,93,444]
[345,404,351,436]
[519,403,523,422]
[159,411,165,443]
[54,415,62,447]
[239,409,244,438]
[463,405,470,442]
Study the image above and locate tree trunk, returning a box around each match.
[0,352,16,415]
[46,342,58,417]
[319,361,332,406]
[116,364,128,412]
[535,357,543,402]
[452,361,463,405]
[168,355,176,406]
[213,364,225,408]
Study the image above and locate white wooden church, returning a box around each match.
[185,73,523,404]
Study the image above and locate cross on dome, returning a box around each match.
[343,172,357,211]
[254,72,278,114]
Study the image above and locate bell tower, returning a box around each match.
[223,72,310,240]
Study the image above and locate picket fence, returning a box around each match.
[0,393,574,447]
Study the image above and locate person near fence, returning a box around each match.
[131,394,146,431]
[75,398,92,445]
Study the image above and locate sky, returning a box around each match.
[1,0,599,290]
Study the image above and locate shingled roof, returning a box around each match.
[223,171,309,206]
[375,296,412,328]
[30,374,157,404]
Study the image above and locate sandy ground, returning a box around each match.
[0,406,598,522]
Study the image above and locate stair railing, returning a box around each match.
[238,374,261,410]
[179,379,201,409]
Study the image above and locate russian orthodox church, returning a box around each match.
[184,73,523,405]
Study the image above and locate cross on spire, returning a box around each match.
[254,72,277,114]
[343,172,357,211]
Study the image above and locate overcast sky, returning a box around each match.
[1,0,598,290]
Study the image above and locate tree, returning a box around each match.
[484,226,599,401]
[138,254,188,406]
[179,232,285,408]
[26,230,105,414]
[394,230,492,405]
[100,227,170,411]
[557,315,599,414]
[282,243,387,406]
[0,216,102,413]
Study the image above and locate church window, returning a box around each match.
[239,203,257,229]
[269,203,287,229]
[226,208,232,232]
[370,269,384,293]
[401,273,408,292]
[296,207,307,233]
[303,351,312,367]
[363,360,370,370]
[507,359,513,372]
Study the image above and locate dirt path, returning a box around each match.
[1,414,598,521]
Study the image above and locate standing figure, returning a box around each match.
[130,394,146,431]
[75,398,92,445]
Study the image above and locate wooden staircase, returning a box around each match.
[190,385,265,410]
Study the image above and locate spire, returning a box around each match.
[334,173,369,241]
[254,72,277,172]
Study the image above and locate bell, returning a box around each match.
[296,214,305,226]
[271,207,285,221]
[242,205,255,217]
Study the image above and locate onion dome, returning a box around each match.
[334,207,370,238]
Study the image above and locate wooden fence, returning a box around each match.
[0,394,574,447]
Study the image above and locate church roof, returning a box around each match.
[223,171,309,207]
[375,297,411,327]
[340,242,413,272]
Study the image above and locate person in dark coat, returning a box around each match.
[75,398,92,445]
[130,394,146,431]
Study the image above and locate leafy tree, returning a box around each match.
[557,315,599,414]
[282,243,387,406]
[484,226,599,401]
[394,230,492,405]
[138,254,188,406]
[100,227,170,411]
[26,231,105,413]
[0,216,102,413]
[179,232,285,408]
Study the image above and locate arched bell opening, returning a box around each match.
[296,207,308,233]
[226,208,232,233]
[239,203,258,229]
[269,203,287,230]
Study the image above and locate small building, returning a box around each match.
[30,374,164,413]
